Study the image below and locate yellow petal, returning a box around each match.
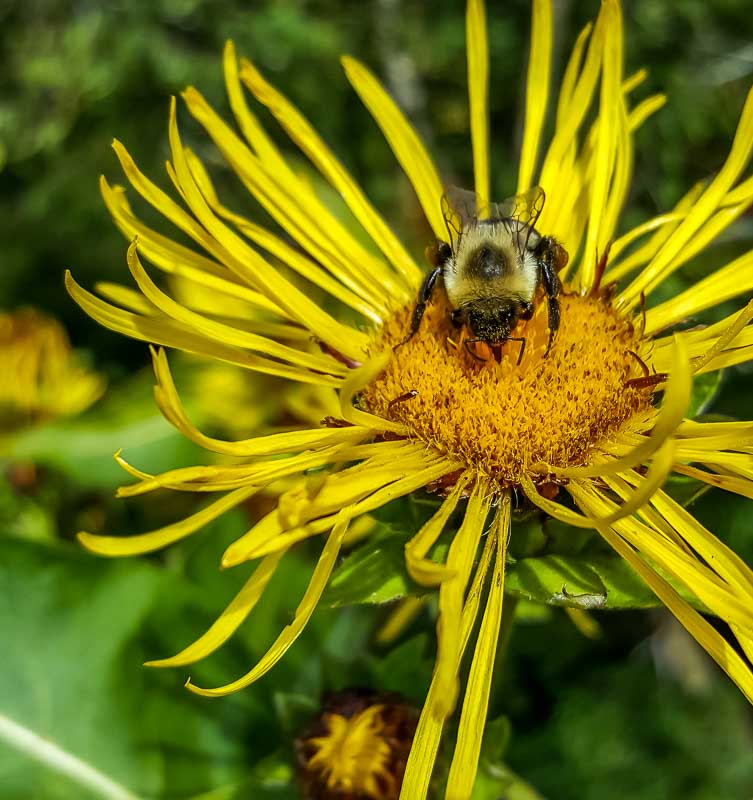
[405,472,472,586]
[338,351,407,434]
[222,40,292,175]
[239,59,421,291]
[400,484,497,800]
[65,271,339,387]
[183,149,384,321]
[432,480,490,719]
[619,85,753,306]
[100,177,286,318]
[573,486,753,704]
[645,251,753,334]
[517,0,552,194]
[466,0,490,211]
[78,485,258,557]
[167,98,369,359]
[145,549,286,668]
[342,56,446,240]
[150,347,371,458]
[445,494,511,799]
[222,452,455,566]
[184,84,393,314]
[554,23,593,129]
[185,514,350,696]
[605,181,706,283]
[577,0,623,291]
[126,243,345,376]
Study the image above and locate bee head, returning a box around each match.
[457,299,519,344]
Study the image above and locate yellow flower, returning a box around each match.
[68,0,753,796]
[295,688,417,800]
[0,308,105,439]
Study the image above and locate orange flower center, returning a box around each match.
[362,291,653,485]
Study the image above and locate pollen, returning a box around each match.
[362,292,653,485]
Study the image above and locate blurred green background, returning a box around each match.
[1,0,753,798]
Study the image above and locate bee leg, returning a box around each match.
[539,251,562,357]
[507,336,526,365]
[464,338,488,362]
[399,265,442,347]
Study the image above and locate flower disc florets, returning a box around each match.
[295,689,417,800]
[362,290,652,485]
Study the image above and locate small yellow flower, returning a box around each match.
[295,689,417,800]
[0,308,104,438]
[68,0,753,796]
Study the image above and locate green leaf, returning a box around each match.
[324,532,414,607]
[688,368,722,418]
[0,536,269,799]
[505,553,686,610]
[5,366,207,491]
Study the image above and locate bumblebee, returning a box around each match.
[407,186,569,363]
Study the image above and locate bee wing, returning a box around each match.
[441,186,476,248]
[497,185,546,228]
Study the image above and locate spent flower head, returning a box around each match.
[69,0,753,796]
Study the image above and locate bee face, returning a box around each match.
[460,299,518,343]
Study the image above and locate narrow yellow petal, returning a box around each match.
[555,23,593,128]
[405,472,472,586]
[672,464,753,500]
[342,56,446,240]
[619,85,753,306]
[65,271,339,387]
[223,453,456,566]
[466,0,490,211]
[517,0,552,194]
[167,97,369,359]
[640,483,753,600]
[222,41,292,175]
[537,7,605,233]
[691,298,753,374]
[145,549,286,668]
[126,242,346,376]
[186,514,350,696]
[116,445,349,499]
[574,484,753,633]
[183,149,383,321]
[150,347,371,458]
[432,481,490,719]
[645,251,753,334]
[77,485,258,557]
[446,495,511,799]
[577,0,623,291]
[239,59,421,291]
[400,484,496,800]
[627,93,666,131]
[573,486,753,704]
[339,351,407,434]
[185,80,394,313]
[100,177,286,318]
[376,596,428,646]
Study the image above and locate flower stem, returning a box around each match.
[0,712,141,800]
